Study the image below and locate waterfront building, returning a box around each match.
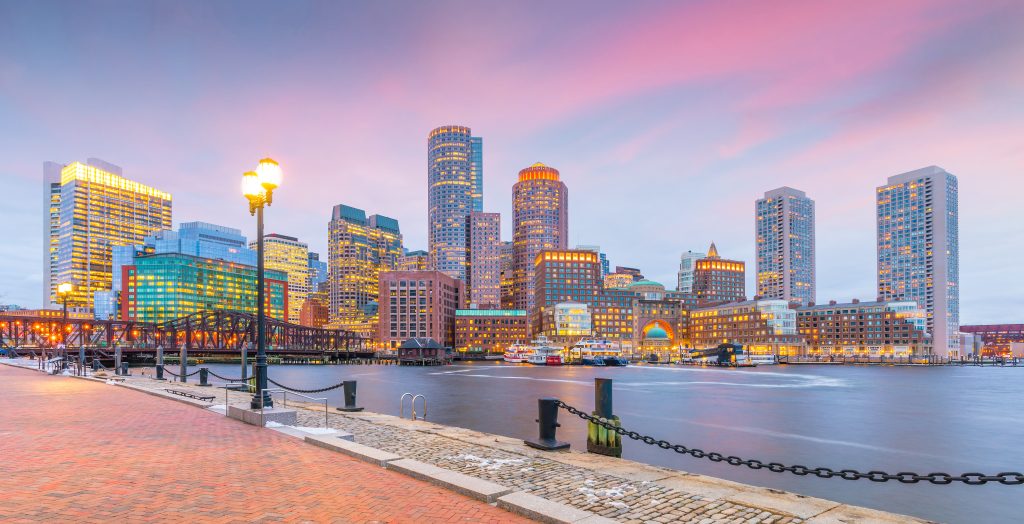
[467,212,501,308]
[121,253,287,324]
[576,245,610,278]
[877,166,960,356]
[378,270,463,349]
[308,252,328,288]
[615,266,644,282]
[152,222,255,265]
[398,249,430,271]
[690,299,804,356]
[42,162,63,307]
[693,242,746,304]
[756,187,815,305]
[603,272,635,290]
[629,281,687,356]
[553,302,592,337]
[253,234,310,324]
[299,285,329,328]
[532,249,601,335]
[796,300,928,356]
[454,309,528,355]
[428,125,483,282]
[676,250,706,293]
[959,324,1024,357]
[593,288,635,347]
[499,241,515,309]
[512,163,568,313]
[50,160,172,309]
[328,204,403,338]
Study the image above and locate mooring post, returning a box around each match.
[588,378,622,457]
[79,346,86,376]
[241,343,249,382]
[120,361,129,376]
[199,367,210,387]
[156,345,165,379]
[525,397,570,451]
[337,380,364,412]
[114,345,123,376]
[179,344,188,383]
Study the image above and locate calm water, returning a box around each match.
[199,361,1023,523]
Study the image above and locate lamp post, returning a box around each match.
[242,158,282,409]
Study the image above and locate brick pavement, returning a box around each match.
[0,365,530,523]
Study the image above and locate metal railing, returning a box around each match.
[261,387,329,428]
[400,393,427,420]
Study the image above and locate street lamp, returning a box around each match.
[56,283,73,346]
[242,158,282,409]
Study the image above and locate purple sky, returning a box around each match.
[1,0,1022,323]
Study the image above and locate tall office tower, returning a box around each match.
[467,212,501,308]
[254,234,310,324]
[52,160,172,308]
[42,162,63,306]
[308,252,328,288]
[499,241,515,309]
[693,242,746,304]
[576,245,609,278]
[877,166,959,356]
[512,162,568,313]
[327,204,402,337]
[756,187,815,304]
[676,250,706,293]
[428,125,482,281]
[532,249,601,336]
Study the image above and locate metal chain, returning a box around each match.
[555,401,1024,486]
[267,377,346,394]
[207,370,245,382]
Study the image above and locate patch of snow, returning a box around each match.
[444,454,526,470]
[606,501,629,510]
[294,427,336,435]
[265,421,285,428]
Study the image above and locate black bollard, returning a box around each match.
[155,364,165,380]
[121,362,129,376]
[337,380,364,412]
[524,398,570,451]
[198,368,210,387]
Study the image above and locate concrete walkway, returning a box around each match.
[0,364,529,523]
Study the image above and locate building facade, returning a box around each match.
[796,300,928,356]
[693,242,746,304]
[756,187,815,304]
[499,241,515,309]
[877,166,959,356]
[532,249,601,335]
[51,160,172,309]
[428,125,482,282]
[255,234,310,324]
[960,325,1024,357]
[576,245,610,278]
[121,253,287,324]
[328,204,403,337]
[378,270,463,349]
[604,272,635,290]
[398,250,430,271]
[454,309,528,355]
[308,252,328,288]
[467,212,501,308]
[676,250,706,293]
[512,163,568,313]
[690,300,804,356]
[42,161,63,307]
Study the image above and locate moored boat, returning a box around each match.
[503,341,531,363]
[571,338,626,366]
[526,336,563,365]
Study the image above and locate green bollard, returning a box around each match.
[587,378,622,457]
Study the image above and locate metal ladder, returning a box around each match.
[399,392,427,420]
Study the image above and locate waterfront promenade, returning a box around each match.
[0,364,526,523]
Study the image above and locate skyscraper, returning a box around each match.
[308,252,328,288]
[467,212,501,308]
[42,161,63,306]
[877,166,959,356]
[693,242,745,304]
[328,204,402,337]
[255,234,310,324]
[755,187,815,304]
[512,162,568,314]
[52,160,172,308]
[676,250,706,293]
[428,125,482,281]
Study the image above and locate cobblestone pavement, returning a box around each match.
[109,369,803,524]
[0,364,530,523]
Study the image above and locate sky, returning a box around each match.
[1,0,1022,324]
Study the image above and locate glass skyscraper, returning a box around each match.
[676,250,706,294]
[755,187,815,304]
[308,252,328,288]
[428,125,482,282]
[255,234,310,324]
[877,166,959,356]
[512,162,568,315]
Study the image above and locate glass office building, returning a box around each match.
[254,234,310,324]
[428,125,483,282]
[756,187,815,304]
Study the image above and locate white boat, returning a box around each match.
[748,354,777,365]
[503,342,531,363]
[526,336,564,365]
[571,338,627,366]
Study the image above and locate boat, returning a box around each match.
[526,336,563,365]
[748,354,777,365]
[502,342,531,363]
[571,338,627,367]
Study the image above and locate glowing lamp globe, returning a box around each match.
[242,171,264,199]
[57,282,73,296]
[256,158,282,189]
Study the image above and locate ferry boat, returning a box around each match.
[572,338,628,366]
[502,342,531,363]
[748,353,777,365]
[526,336,563,365]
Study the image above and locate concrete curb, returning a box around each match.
[496,491,616,524]
[303,434,402,466]
[386,458,512,503]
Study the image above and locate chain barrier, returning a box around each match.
[161,368,201,378]
[267,377,346,394]
[555,401,1024,486]
[207,370,246,382]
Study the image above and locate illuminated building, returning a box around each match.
[253,234,310,324]
[121,253,287,324]
[308,252,328,288]
[628,281,692,356]
[299,285,329,328]
[512,163,568,313]
[51,160,172,309]
[603,272,634,290]
[690,299,804,356]
[428,125,483,281]
[576,245,610,278]
[499,241,514,309]
[398,250,430,271]
[615,266,644,281]
[756,187,815,305]
[532,249,600,336]
[693,242,746,304]
[593,288,635,346]
[467,212,501,308]
[960,324,1024,357]
[328,204,402,338]
[676,250,705,293]
[379,270,463,349]
[796,299,928,356]
[42,162,63,306]
[877,166,959,356]
[553,302,592,337]
[454,309,528,355]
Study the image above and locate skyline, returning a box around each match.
[2,1,1024,324]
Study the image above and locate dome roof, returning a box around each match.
[645,326,669,339]
[627,279,664,290]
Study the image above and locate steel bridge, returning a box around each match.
[0,310,369,358]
